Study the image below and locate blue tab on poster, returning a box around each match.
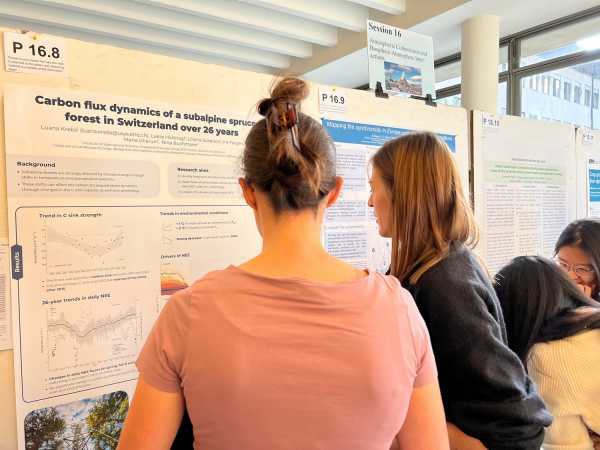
[322,118,456,153]
[589,169,600,202]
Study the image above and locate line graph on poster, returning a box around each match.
[43,299,142,372]
[37,223,127,271]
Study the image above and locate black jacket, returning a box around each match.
[403,243,552,450]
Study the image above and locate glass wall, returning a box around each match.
[435,7,600,129]
[521,59,600,128]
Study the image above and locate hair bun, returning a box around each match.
[258,98,273,117]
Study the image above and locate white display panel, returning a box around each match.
[575,128,600,219]
[4,85,262,449]
[473,111,577,274]
[320,87,471,273]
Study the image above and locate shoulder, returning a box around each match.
[166,267,235,312]
[370,273,427,330]
[414,245,496,308]
[373,272,416,308]
[421,244,486,284]
[529,329,600,411]
[530,329,600,369]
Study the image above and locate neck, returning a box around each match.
[259,210,328,263]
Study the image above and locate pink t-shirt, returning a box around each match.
[136,266,437,450]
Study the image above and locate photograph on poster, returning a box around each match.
[384,61,423,95]
[24,391,128,450]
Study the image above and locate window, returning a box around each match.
[530,76,537,90]
[521,59,600,129]
[575,85,582,104]
[435,60,461,91]
[498,81,508,115]
[553,78,561,97]
[520,14,600,66]
[435,47,510,93]
[498,45,509,73]
[585,89,592,106]
[564,82,572,101]
[436,93,461,107]
[436,83,507,115]
[434,9,600,127]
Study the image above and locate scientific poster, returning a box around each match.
[5,85,262,449]
[322,118,456,273]
[587,157,600,218]
[575,129,600,219]
[473,112,577,274]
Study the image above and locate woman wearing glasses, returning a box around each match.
[555,219,600,299]
[494,256,600,450]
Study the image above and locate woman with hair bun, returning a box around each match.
[117,77,449,450]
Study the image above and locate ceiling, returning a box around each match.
[2,0,598,88]
[305,0,600,87]
[0,0,406,73]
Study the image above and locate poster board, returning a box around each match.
[473,111,577,274]
[575,128,600,219]
[0,27,303,450]
[4,85,271,450]
[318,87,470,273]
[0,28,471,450]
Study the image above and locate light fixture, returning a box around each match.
[577,34,600,51]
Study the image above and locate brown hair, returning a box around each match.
[243,77,336,212]
[372,132,478,284]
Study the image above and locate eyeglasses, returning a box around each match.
[554,257,597,281]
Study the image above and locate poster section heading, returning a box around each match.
[8,156,160,198]
[367,20,435,97]
[33,95,255,134]
[6,87,257,162]
[322,118,456,152]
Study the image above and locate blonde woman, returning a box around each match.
[368,132,551,450]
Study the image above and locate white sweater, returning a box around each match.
[528,329,600,450]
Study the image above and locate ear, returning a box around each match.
[325,176,344,208]
[239,178,258,210]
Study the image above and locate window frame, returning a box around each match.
[434,5,600,119]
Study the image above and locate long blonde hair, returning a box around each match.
[372,132,478,284]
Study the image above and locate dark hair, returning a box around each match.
[243,77,336,212]
[494,255,600,365]
[555,219,600,293]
